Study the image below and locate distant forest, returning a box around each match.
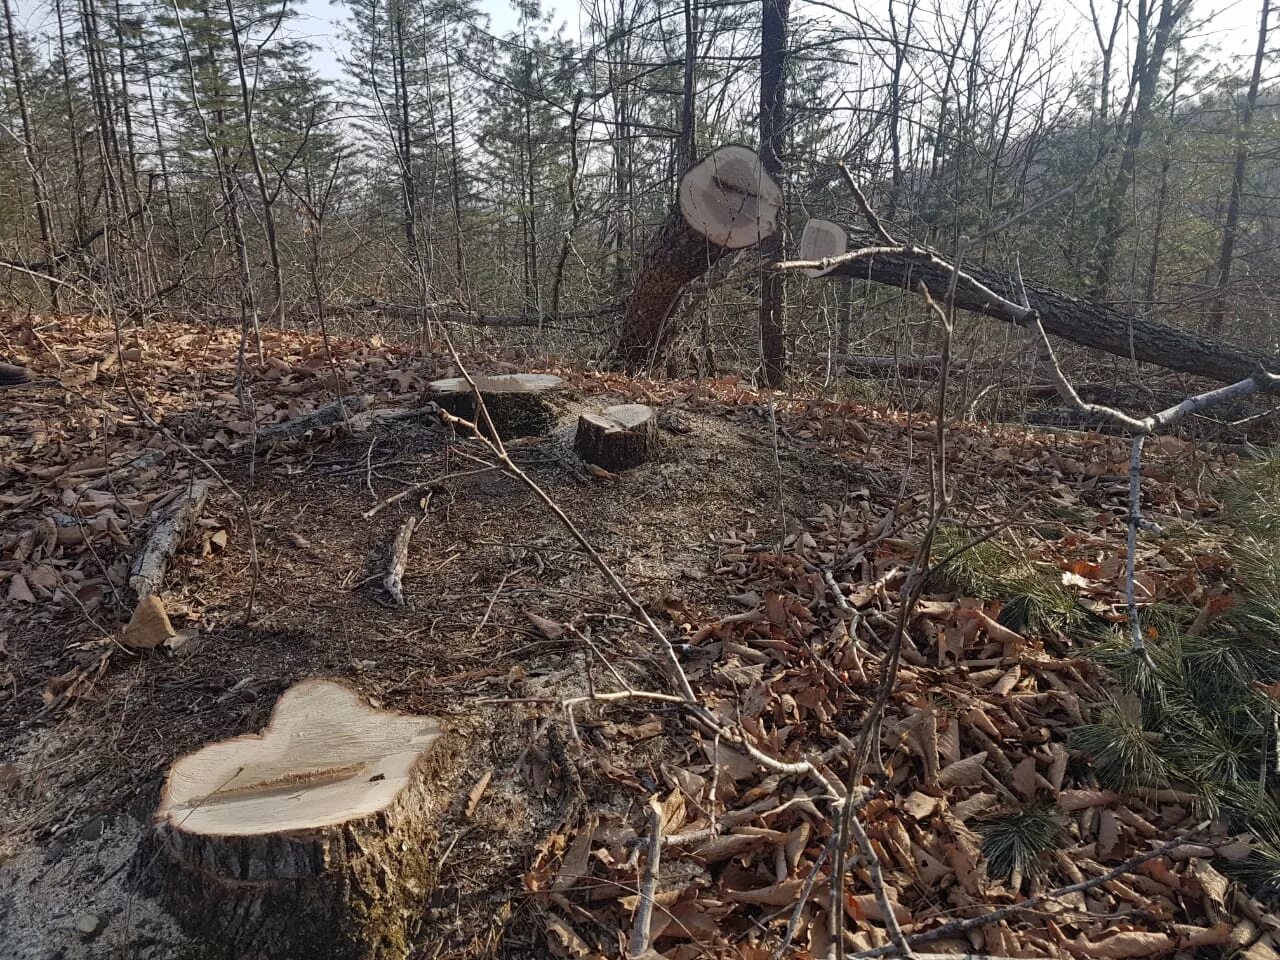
[0,0,1276,379]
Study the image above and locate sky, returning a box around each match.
[284,0,1272,83]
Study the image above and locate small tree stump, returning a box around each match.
[427,373,563,439]
[143,679,447,960]
[574,404,660,471]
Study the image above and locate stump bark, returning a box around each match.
[574,404,660,471]
[427,373,563,439]
[142,679,447,960]
[613,146,782,372]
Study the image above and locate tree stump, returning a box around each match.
[427,373,563,439]
[574,404,660,471]
[142,679,447,960]
[612,145,783,372]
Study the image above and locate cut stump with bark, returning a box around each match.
[613,145,782,372]
[427,373,563,439]
[142,679,447,960]
[574,404,660,471]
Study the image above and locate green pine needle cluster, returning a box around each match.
[1070,463,1280,899]
[979,804,1066,891]
[929,527,1100,636]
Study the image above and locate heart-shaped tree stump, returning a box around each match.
[142,679,447,960]
[574,403,660,471]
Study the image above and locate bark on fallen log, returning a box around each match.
[795,218,1280,386]
[129,479,211,600]
[139,679,448,960]
[381,517,416,607]
[613,145,783,372]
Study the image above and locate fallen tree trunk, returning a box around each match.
[793,217,1280,386]
[613,145,783,372]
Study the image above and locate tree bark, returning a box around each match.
[612,145,782,372]
[803,220,1280,385]
[758,0,789,387]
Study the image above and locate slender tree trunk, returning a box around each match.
[759,0,789,386]
[225,0,285,323]
[111,0,141,196]
[442,31,467,298]
[1207,0,1270,333]
[3,0,59,306]
[677,0,697,172]
[55,0,88,241]
[1093,0,1182,297]
[1144,45,1182,305]
[550,92,582,319]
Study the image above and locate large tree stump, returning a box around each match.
[574,404,660,471]
[612,145,782,372]
[143,679,447,960]
[427,373,563,439]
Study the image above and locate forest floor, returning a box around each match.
[0,313,1274,960]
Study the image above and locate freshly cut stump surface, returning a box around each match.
[144,678,447,960]
[574,403,660,471]
[427,373,563,439]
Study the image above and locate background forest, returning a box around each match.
[0,0,1276,381]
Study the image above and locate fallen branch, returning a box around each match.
[129,479,211,600]
[381,517,416,607]
[628,796,664,959]
[254,395,370,444]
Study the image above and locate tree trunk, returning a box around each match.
[612,145,782,372]
[3,0,59,307]
[799,217,1280,385]
[1207,0,1270,333]
[226,0,285,324]
[574,404,660,471]
[758,0,789,387]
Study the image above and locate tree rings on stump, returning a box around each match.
[427,373,563,439]
[574,404,660,471]
[142,679,447,960]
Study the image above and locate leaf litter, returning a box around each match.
[0,312,1273,958]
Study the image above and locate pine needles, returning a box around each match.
[930,527,1098,636]
[979,804,1066,892]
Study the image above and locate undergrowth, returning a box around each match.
[930,527,1100,636]
[932,480,1280,898]
[1072,463,1280,899]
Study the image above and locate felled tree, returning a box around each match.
[612,145,782,373]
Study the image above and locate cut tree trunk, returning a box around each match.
[613,145,782,372]
[574,404,660,471]
[428,373,563,439]
[129,479,211,600]
[798,218,1280,386]
[140,678,448,960]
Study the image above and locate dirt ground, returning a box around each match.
[0,315,897,958]
[1,313,1255,960]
